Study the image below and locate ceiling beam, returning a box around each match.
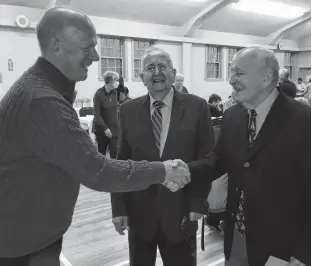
[266,11,311,45]
[180,0,238,37]
[47,0,72,9]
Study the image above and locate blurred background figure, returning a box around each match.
[173,73,189,93]
[208,94,222,118]
[296,77,307,97]
[117,77,131,104]
[278,68,297,98]
[93,71,119,158]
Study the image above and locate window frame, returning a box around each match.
[132,39,154,81]
[205,45,222,81]
[98,36,125,80]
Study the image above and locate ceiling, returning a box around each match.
[0,0,311,40]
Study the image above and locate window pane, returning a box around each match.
[134,69,140,78]
[133,39,152,77]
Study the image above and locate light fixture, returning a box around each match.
[232,0,306,19]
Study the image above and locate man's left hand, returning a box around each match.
[189,212,204,221]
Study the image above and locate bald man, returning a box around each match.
[0,7,190,266]
[175,47,310,266]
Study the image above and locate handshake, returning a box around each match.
[162,159,190,192]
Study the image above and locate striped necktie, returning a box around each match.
[236,109,257,235]
[151,101,164,151]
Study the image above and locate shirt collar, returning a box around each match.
[33,57,76,104]
[149,87,174,110]
[252,88,279,119]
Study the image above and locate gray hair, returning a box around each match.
[279,68,290,81]
[36,7,92,53]
[140,46,173,70]
[175,73,184,80]
[103,71,119,85]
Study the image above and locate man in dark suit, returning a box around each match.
[110,47,214,266]
[278,68,297,98]
[176,47,310,266]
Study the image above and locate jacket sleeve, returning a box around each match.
[188,110,227,192]
[93,90,108,130]
[189,99,215,214]
[111,105,132,217]
[26,97,165,193]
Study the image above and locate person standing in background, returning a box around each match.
[173,73,189,93]
[117,76,131,104]
[278,69,297,98]
[93,71,119,158]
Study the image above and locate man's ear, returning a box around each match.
[51,36,61,54]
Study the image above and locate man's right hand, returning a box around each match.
[104,128,112,138]
[162,160,191,192]
[112,216,129,235]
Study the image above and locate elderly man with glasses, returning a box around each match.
[111,46,214,266]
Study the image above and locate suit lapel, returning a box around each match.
[248,93,290,159]
[161,91,185,160]
[139,94,160,159]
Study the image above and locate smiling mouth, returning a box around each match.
[153,80,165,84]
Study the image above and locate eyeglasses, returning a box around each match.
[144,63,172,73]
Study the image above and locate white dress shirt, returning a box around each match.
[250,88,279,137]
[149,88,174,157]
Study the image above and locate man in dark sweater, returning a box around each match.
[278,68,297,98]
[0,7,191,266]
[93,71,119,158]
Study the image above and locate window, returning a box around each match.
[133,40,153,79]
[227,48,239,79]
[99,36,124,78]
[284,52,293,79]
[205,46,222,79]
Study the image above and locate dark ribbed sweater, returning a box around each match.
[0,57,165,257]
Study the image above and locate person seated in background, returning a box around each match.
[278,68,297,98]
[296,77,307,97]
[93,71,119,158]
[173,73,189,93]
[208,93,222,117]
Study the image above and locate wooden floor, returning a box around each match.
[62,186,225,266]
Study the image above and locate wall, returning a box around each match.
[0,10,306,102]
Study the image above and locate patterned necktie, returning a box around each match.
[236,109,257,235]
[151,101,165,151]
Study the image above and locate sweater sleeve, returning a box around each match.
[25,97,165,192]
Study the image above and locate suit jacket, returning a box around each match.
[111,91,214,243]
[188,93,311,266]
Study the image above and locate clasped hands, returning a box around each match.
[162,159,189,192]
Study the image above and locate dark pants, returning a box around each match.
[95,129,117,158]
[0,238,63,266]
[128,225,196,266]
